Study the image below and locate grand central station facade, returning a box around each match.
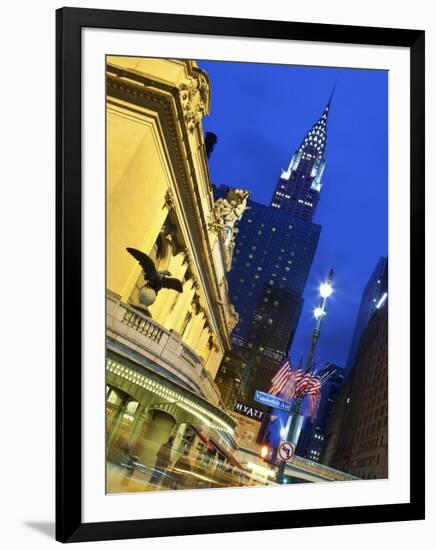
[105,56,255,491]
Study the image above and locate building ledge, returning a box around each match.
[106,291,228,413]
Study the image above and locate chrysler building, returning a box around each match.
[270,90,334,221]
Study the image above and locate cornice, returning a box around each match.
[107,63,233,351]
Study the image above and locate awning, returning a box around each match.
[190,424,209,445]
[209,438,244,470]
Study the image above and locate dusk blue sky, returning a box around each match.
[199,60,388,369]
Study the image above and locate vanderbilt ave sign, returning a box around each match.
[234,401,265,421]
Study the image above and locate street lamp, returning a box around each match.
[313,307,325,320]
[305,269,334,372]
[320,282,333,298]
[276,269,335,484]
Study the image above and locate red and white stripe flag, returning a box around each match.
[305,374,322,395]
[303,374,322,420]
[269,360,292,396]
[294,370,311,397]
[280,368,303,400]
[269,361,324,420]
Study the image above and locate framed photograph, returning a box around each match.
[56,7,425,543]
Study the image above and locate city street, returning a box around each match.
[106,457,266,493]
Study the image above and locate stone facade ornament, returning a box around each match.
[178,74,209,133]
[210,188,250,271]
[228,303,240,332]
[164,188,175,210]
[182,247,193,266]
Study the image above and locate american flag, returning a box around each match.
[300,373,322,420]
[280,368,304,400]
[269,360,292,396]
[305,374,322,395]
[294,370,311,397]
[268,361,324,421]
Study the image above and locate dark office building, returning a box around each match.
[345,257,388,378]
[322,295,388,479]
[228,200,321,346]
[236,285,304,404]
[297,364,344,462]
[215,196,321,406]
[215,95,334,408]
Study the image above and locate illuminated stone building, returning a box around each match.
[105,57,248,479]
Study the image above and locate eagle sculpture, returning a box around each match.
[126,248,184,300]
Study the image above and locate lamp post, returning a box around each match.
[275,269,334,483]
[305,269,334,372]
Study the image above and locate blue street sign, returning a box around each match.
[254,390,291,412]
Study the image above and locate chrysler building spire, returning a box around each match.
[270,89,334,221]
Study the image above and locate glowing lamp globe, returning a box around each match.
[319,282,333,298]
[314,307,325,320]
[138,286,157,307]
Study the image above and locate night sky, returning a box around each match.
[198,60,388,369]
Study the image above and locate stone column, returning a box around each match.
[196,321,211,360]
[131,408,153,461]
[170,278,197,335]
[186,310,207,350]
[107,397,128,453]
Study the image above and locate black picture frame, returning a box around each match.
[56,6,425,543]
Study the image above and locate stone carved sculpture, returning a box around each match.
[126,247,183,309]
[228,303,240,332]
[178,73,209,133]
[210,188,250,272]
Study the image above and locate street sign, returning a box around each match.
[278,440,295,462]
[254,390,292,412]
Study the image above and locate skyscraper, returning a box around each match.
[225,199,321,403]
[215,94,333,408]
[345,257,388,377]
[322,299,388,479]
[270,93,333,221]
[228,199,321,350]
[322,258,388,476]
